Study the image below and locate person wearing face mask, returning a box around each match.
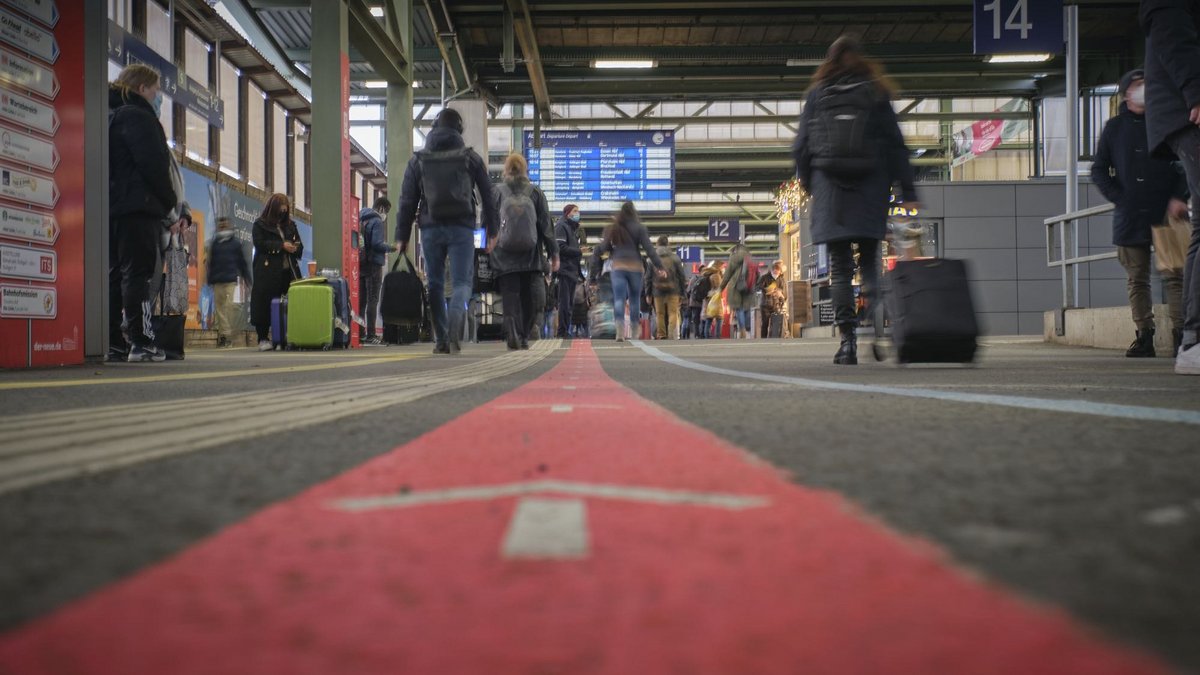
[1091,69,1190,358]
[554,204,584,338]
[108,64,178,362]
[250,194,304,351]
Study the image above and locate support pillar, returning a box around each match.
[85,0,110,359]
[310,0,350,272]
[384,0,414,246]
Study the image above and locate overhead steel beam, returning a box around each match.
[506,0,552,122]
[346,0,409,84]
[418,111,1029,128]
[423,0,501,108]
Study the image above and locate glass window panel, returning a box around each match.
[247,81,266,187]
[184,30,208,85]
[185,111,207,160]
[145,2,170,58]
[219,59,239,175]
[273,104,287,192]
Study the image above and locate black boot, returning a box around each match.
[1125,328,1156,358]
[1173,329,1184,357]
[504,317,520,351]
[834,325,858,365]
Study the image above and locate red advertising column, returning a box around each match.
[0,1,84,368]
[340,53,359,349]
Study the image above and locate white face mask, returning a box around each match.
[1128,84,1145,107]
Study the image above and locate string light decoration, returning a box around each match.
[774,177,809,223]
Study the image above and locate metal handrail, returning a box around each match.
[1044,202,1115,334]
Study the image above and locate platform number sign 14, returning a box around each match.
[973,0,1063,55]
[707,217,741,242]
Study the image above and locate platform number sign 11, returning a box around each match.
[973,0,1063,55]
[707,217,741,242]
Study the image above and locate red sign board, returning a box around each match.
[339,52,359,348]
[0,3,83,367]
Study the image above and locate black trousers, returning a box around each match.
[498,271,536,341]
[828,238,880,329]
[556,274,577,337]
[109,216,162,350]
[359,262,383,338]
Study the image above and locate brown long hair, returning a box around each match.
[112,64,160,98]
[602,201,639,248]
[810,34,897,98]
[259,193,293,232]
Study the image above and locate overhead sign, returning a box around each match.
[707,217,742,242]
[676,245,703,263]
[0,125,56,170]
[0,0,58,29]
[0,241,55,281]
[106,20,224,129]
[0,165,56,206]
[0,203,56,243]
[0,7,58,63]
[1,282,54,318]
[524,130,675,215]
[0,87,57,133]
[973,0,1064,55]
[0,46,57,98]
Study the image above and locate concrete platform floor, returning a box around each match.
[0,337,1197,673]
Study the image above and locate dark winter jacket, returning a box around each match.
[1140,0,1200,159]
[554,216,584,279]
[793,75,918,244]
[108,85,176,221]
[359,207,391,267]
[719,245,757,311]
[206,229,252,285]
[590,216,663,275]
[393,126,498,243]
[648,246,687,298]
[252,217,303,284]
[490,176,559,277]
[1091,102,1189,246]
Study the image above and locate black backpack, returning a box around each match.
[808,80,878,180]
[381,254,427,325]
[495,182,538,253]
[417,148,475,222]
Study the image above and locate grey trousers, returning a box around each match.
[1167,127,1200,347]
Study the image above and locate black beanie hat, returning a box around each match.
[1118,69,1145,97]
[563,204,578,217]
[433,108,464,134]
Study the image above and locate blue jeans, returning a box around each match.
[610,269,643,331]
[420,226,475,346]
[730,308,751,333]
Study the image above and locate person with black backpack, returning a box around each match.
[394,108,498,354]
[793,35,920,364]
[492,153,559,350]
[650,236,687,339]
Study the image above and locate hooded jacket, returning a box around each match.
[793,74,918,245]
[108,85,177,221]
[719,244,758,311]
[648,246,687,298]
[1091,88,1189,246]
[393,126,498,243]
[359,207,391,267]
[1139,0,1200,159]
[554,215,584,279]
[206,229,252,285]
[489,175,558,277]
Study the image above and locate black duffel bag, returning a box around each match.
[380,253,426,325]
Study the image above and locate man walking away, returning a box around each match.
[394,108,498,354]
[359,196,396,345]
[757,260,789,338]
[555,204,584,338]
[206,217,252,348]
[1141,0,1200,373]
[652,236,687,339]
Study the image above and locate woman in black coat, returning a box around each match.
[250,193,304,350]
[793,34,919,365]
[492,153,559,350]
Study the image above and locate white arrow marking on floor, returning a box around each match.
[502,497,590,559]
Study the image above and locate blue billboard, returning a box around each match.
[524,130,675,215]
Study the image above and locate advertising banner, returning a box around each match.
[0,0,83,367]
[951,99,1030,167]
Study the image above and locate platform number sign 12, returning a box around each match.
[973,0,1063,55]
[707,217,741,242]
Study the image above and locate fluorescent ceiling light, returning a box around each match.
[370,6,384,18]
[592,60,656,69]
[786,59,823,67]
[363,80,387,89]
[985,53,1053,64]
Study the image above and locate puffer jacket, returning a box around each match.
[359,207,391,267]
[108,85,176,221]
[490,176,559,277]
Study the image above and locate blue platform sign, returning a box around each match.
[107,20,224,129]
[676,245,703,263]
[524,130,675,215]
[973,0,1063,55]
[706,217,741,242]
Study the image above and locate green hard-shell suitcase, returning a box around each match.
[287,283,335,349]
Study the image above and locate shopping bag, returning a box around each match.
[1153,216,1191,274]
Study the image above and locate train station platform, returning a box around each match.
[1,338,1197,674]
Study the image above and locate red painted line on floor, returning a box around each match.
[0,342,1170,674]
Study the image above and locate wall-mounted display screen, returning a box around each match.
[524,130,675,215]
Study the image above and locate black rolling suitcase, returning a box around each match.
[767,314,784,338]
[887,258,978,364]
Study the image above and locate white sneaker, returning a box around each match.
[1176,344,1200,375]
[258,340,274,352]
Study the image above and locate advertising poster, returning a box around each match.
[340,52,358,347]
[0,1,85,367]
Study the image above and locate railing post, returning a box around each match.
[1065,4,1080,312]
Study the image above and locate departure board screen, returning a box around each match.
[524,130,675,215]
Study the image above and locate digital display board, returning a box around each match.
[524,130,675,215]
